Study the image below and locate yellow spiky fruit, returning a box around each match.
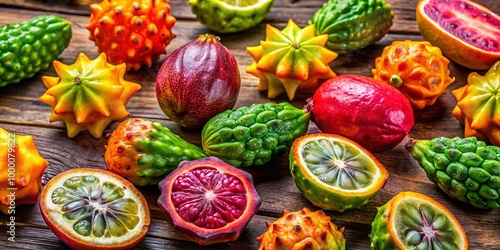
[86,0,176,71]
[39,53,141,138]
[257,208,346,250]
[0,128,49,214]
[246,19,337,100]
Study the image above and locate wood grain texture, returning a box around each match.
[0,0,499,249]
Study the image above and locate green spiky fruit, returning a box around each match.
[406,136,500,209]
[308,0,393,54]
[0,15,72,87]
[202,102,310,167]
[188,0,275,33]
[370,191,468,250]
[104,118,206,186]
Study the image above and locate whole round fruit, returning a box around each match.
[257,208,346,250]
[157,156,261,245]
[189,0,275,34]
[39,168,150,249]
[307,74,414,153]
[416,0,500,70]
[372,40,455,109]
[156,34,240,129]
[290,133,389,212]
[370,191,468,250]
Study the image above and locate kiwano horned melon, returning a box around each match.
[246,19,337,100]
[39,53,141,138]
[0,15,72,87]
[308,0,393,54]
[257,208,346,250]
[372,40,455,109]
[86,0,176,71]
[105,118,206,186]
[452,61,500,146]
[407,136,500,209]
[0,128,49,214]
[202,102,310,167]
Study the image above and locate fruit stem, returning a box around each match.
[198,33,220,43]
[389,75,403,88]
[74,77,82,85]
[404,138,417,151]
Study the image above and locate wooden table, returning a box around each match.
[1,0,499,249]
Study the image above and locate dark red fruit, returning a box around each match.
[157,156,261,246]
[156,34,240,128]
[307,74,414,153]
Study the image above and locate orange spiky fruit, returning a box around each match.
[86,0,176,71]
[39,53,141,138]
[257,208,346,250]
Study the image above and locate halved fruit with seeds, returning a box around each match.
[370,191,468,250]
[416,0,500,70]
[290,133,389,212]
[39,168,150,250]
[157,156,261,245]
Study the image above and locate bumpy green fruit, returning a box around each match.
[406,136,500,209]
[105,118,207,186]
[308,0,393,54]
[202,102,310,167]
[188,0,275,33]
[0,15,72,87]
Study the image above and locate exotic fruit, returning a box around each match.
[86,0,176,71]
[39,53,141,138]
[370,192,468,250]
[0,15,72,87]
[104,118,207,186]
[308,0,393,54]
[156,34,240,129]
[246,19,337,100]
[307,74,414,153]
[406,136,500,210]
[158,157,261,245]
[189,0,275,34]
[0,128,49,214]
[290,133,389,212]
[257,208,346,250]
[39,168,150,249]
[372,40,455,109]
[202,102,310,167]
[416,0,500,70]
[452,61,500,146]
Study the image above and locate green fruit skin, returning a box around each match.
[369,202,398,250]
[408,136,500,209]
[289,151,380,212]
[0,15,72,87]
[308,0,393,54]
[202,102,310,167]
[132,123,207,185]
[188,0,275,34]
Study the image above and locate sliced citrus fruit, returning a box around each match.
[289,133,389,212]
[370,191,468,250]
[157,156,261,245]
[416,0,500,70]
[39,168,150,249]
[188,0,275,33]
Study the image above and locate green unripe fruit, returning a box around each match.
[0,15,72,87]
[202,102,310,167]
[406,136,500,209]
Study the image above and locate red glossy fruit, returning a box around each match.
[307,74,414,153]
[157,156,261,245]
[156,34,241,128]
[416,0,500,70]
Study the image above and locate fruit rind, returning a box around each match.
[157,156,261,245]
[39,168,150,250]
[290,133,389,212]
[0,15,72,87]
